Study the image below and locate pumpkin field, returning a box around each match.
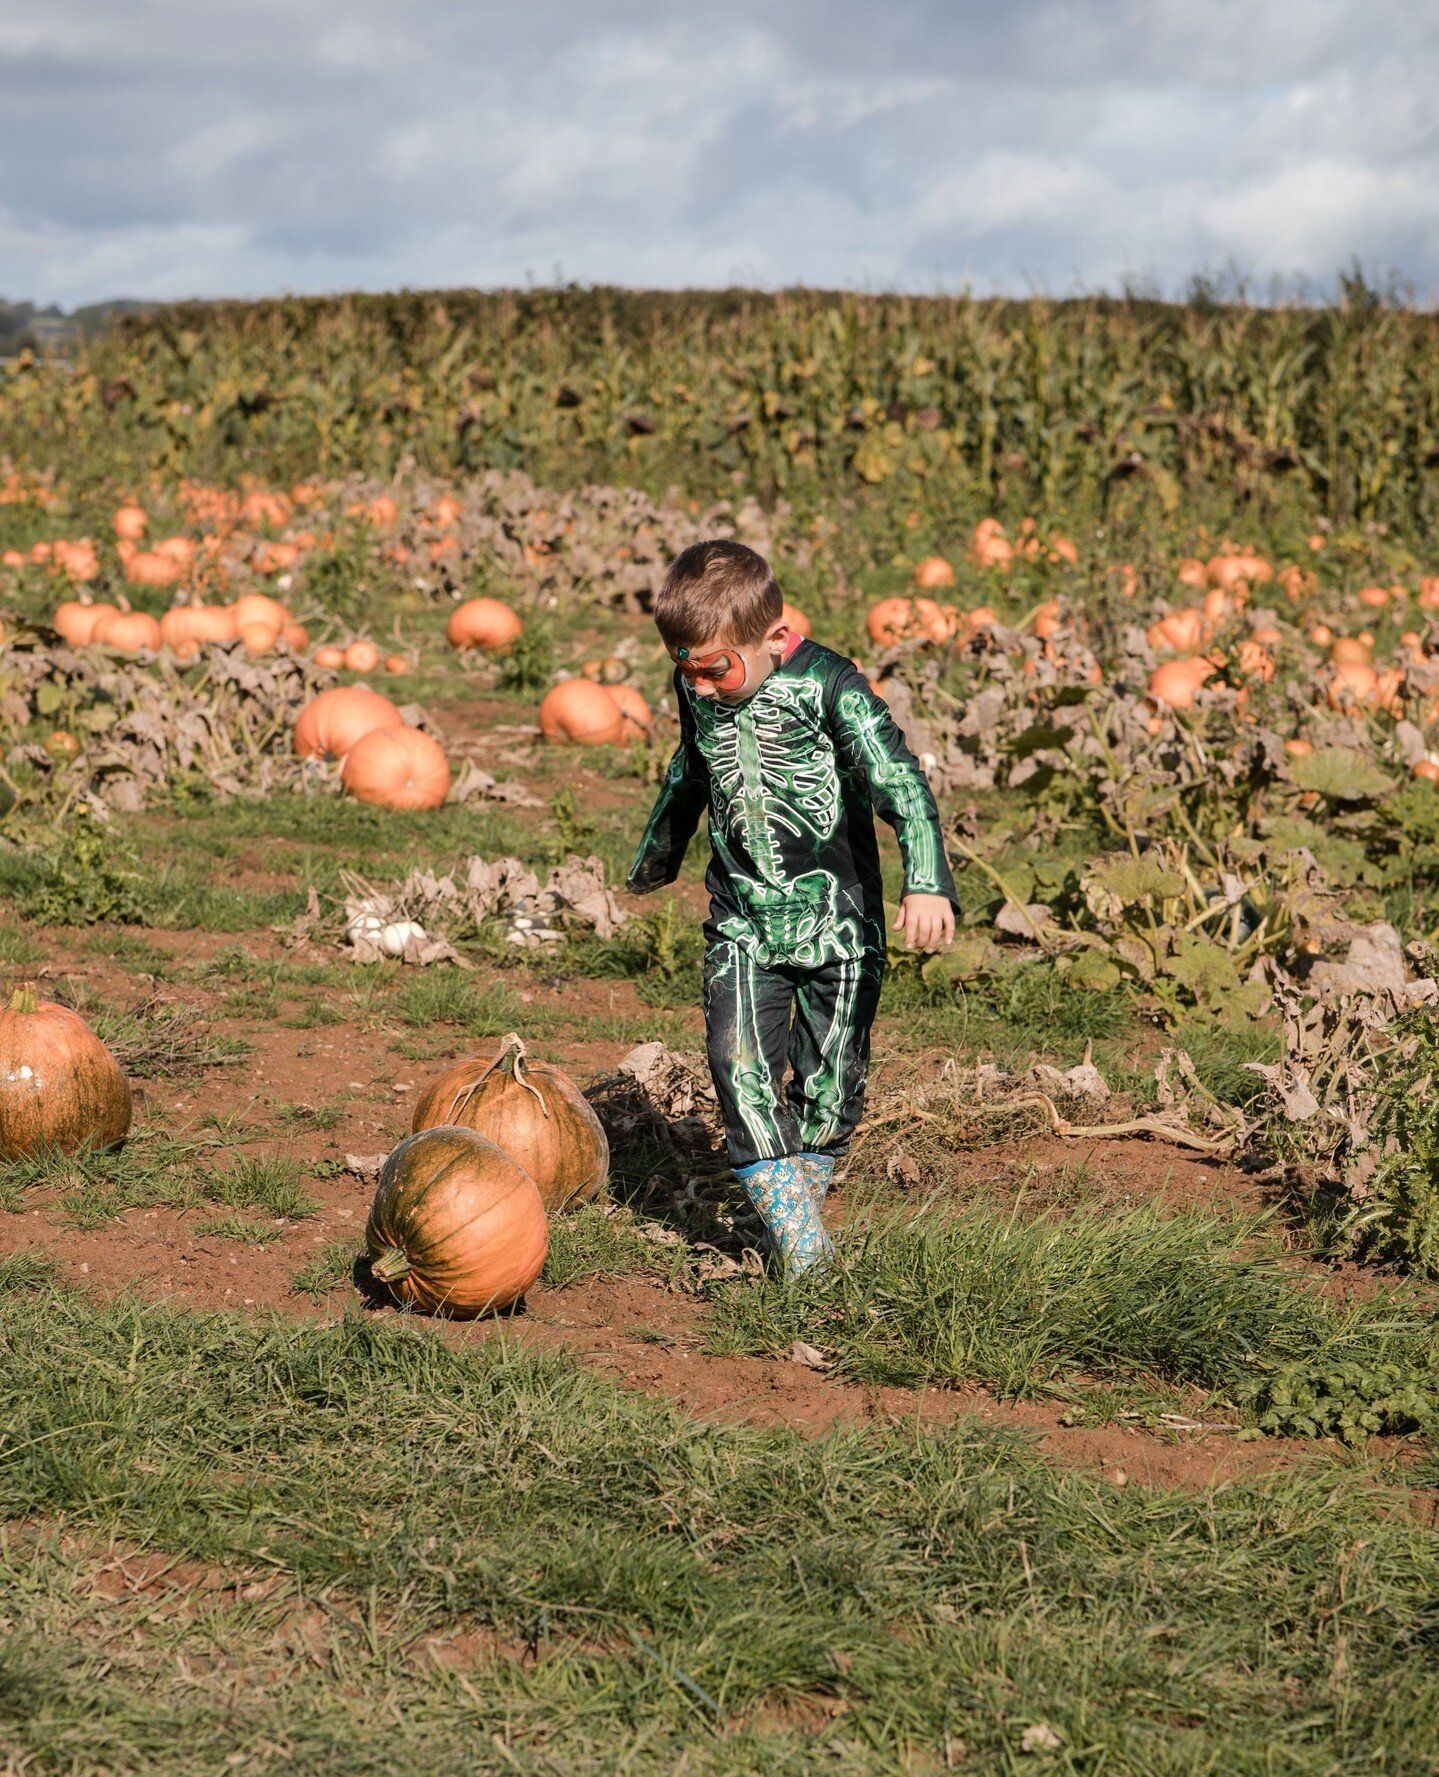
[5,286,1439,1772]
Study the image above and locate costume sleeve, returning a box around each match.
[826,661,960,912]
[625,678,709,894]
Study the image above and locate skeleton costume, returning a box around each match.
[628,637,958,1271]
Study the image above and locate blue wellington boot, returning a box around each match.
[734,1155,833,1277]
[798,1150,837,1207]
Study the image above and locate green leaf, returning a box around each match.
[1288,746,1394,803]
[1084,854,1186,911]
[1063,949,1123,991]
[33,684,65,716]
[921,933,999,987]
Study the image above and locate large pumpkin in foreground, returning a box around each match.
[365,1126,547,1318]
[0,984,132,1160]
[411,1034,608,1211]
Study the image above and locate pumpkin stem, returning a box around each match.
[492,1031,548,1115]
[369,1245,412,1284]
[7,984,38,1016]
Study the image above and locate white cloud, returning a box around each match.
[2,0,1437,306]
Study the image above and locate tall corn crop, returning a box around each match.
[4,283,1439,537]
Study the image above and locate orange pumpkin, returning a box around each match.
[237,620,280,656]
[384,652,411,675]
[53,600,114,646]
[112,504,147,542]
[231,591,290,632]
[281,621,310,652]
[0,984,132,1160]
[447,597,524,653]
[313,644,346,671]
[1148,656,1215,709]
[365,1126,548,1318]
[411,1034,608,1211]
[538,679,626,745]
[603,683,652,741]
[431,493,464,527]
[1147,609,1208,655]
[124,550,182,589]
[340,725,451,809]
[293,686,404,759]
[92,610,163,653]
[1414,760,1439,783]
[154,535,196,566]
[865,597,953,647]
[912,555,956,589]
[343,639,382,673]
[1330,636,1373,666]
[239,490,292,530]
[188,604,241,643]
[1327,662,1380,709]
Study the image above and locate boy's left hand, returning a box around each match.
[894,893,955,953]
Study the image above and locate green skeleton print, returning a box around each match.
[628,639,959,1173]
[628,639,959,970]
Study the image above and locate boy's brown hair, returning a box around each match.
[654,540,782,650]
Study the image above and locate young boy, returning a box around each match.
[627,539,958,1275]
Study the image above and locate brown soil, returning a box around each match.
[0,711,1420,1499]
[0,920,1369,1497]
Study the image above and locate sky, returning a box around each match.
[3,0,1438,309]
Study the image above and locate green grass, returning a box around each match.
[0,1132,220,1227]
[0,1287,1437,1771]
[290,1239,360,1296]
[541,1201,692,1290]
[193,1211,287,1247]
[202,1154,318,1221]
[702,1201,1438,1413]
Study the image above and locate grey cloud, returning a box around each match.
[1,0,1437,306]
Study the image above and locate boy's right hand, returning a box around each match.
[894,893,955,953]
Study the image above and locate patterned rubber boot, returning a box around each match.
[735,1155,833,1277]
[799,1151,837,1207]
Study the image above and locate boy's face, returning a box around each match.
[668,617,791,703]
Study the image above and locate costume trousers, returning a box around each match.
[702,939,885,1171]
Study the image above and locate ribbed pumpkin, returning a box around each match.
[0,984,132,1160]
[447,597,524,652]
[93,610,163,653]
[313,643,346,670]
[411,1034,608,1211]
[343,638,382,673]
[187,604,241,644]
[539,679,625,744]
[341,725,451,809]
[123,551,182,590]
[365,1126,548,1318]
[293,686,404,759]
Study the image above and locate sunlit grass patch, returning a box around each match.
[202,1153,317,1221]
